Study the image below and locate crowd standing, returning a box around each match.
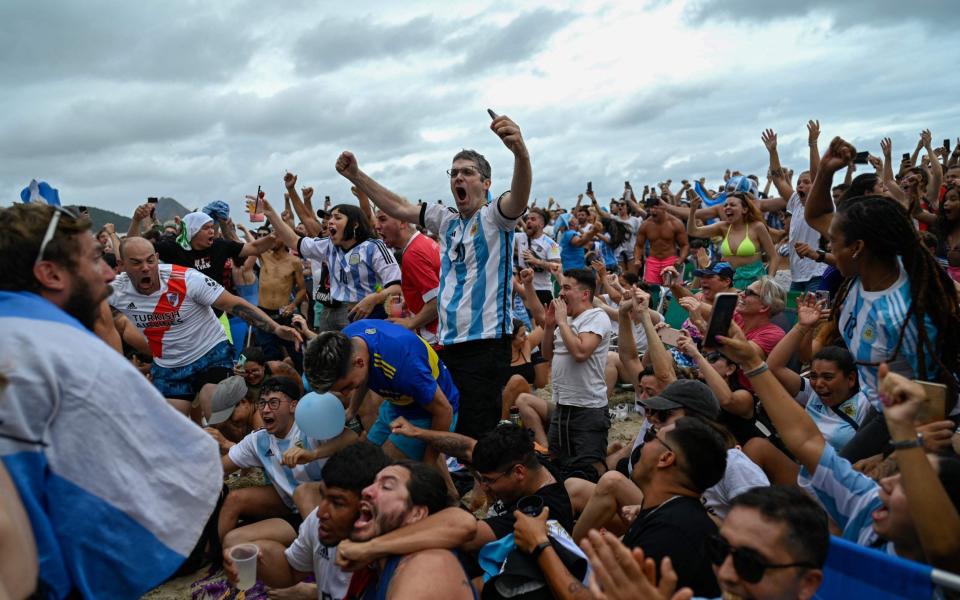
[2,114,960,600]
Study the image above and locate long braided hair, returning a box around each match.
[830,195,960,407]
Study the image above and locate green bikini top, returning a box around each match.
[721,225,757,257]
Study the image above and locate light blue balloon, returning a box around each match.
[295,392,345,440]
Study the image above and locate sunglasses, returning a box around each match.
[705,534,816,584]
[742,288,760,298]
[35,205,80,266]
[643,406,678,424]
[642,427,674,452]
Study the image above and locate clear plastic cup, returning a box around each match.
[229,543,259,590]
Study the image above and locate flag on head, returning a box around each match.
[20,179,61,206]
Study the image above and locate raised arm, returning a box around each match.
[805,137,856,238]
[807,120,821,181]
[685,195,722,239]
[632,289,676,388]
[920,130,943,207]
[127,203,153,238]
[762,128,795,199]
[335,152,422,224]
[717,325,825,473]
[766,297,827,397]
[259,198,301,252]
[879,137,908,207]
[879,365,960,572]
[494,115,533,218]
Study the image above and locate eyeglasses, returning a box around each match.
[34,206,79,266]
[642,427,674,452]
[705,534,817,584]
[447,167,482,178]
[742,288,760,299]
[256,397,289,411]
[477,463,519,486]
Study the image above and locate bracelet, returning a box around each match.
[815,250,826,263]
[890,432,923,451]
[528,540,551,559]
[743,363,769,378]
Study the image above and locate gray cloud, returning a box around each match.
[293,15,441,74]
[685,0,960,31]
[444,8,576,74]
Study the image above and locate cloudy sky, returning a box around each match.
[2,0,957,220]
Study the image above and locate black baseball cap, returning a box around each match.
[642,379,720,420]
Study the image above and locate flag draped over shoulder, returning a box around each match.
[0,292,223,599]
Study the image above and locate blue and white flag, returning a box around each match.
[819,535,932,600]
[0,291,223,599]
[20,179,61,206]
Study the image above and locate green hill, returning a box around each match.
[67,197,190,232]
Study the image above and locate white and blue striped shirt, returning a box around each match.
[228,422,326,510]
[798,444,895,555]
[838,262,938,411]
[298,237,401,303]
[422,201,519,345]
[795,377,871,452]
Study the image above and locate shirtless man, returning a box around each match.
[256,237,307,370]
[634,199,689,285]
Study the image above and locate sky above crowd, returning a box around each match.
[2,0,958,220]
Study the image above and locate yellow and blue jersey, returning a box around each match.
[343,319,459,418]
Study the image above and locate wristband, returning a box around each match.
[890,432,923,451]
[815,250,826,263]
[528,540,551,559]
[743,363,769,378]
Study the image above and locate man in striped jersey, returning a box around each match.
[335,114,532,439]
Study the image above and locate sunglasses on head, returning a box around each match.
[705,534,817,584]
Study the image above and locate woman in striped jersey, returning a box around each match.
[805,137,960,460]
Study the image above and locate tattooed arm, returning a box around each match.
[389,416,476,463]
[212,291,303,348]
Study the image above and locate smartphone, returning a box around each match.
[902,152,911,161]
[587,181,593,194]
[658,327,683,347]
[704,293,738,348]
[945,139,952,153]
[662,270,676,286]
[854,151,869,165]
[487,108,498,120]
[912,380,947,425]
[147,196,158,218]
[625,180,631,189]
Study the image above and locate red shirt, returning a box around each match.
[401,232,441,344]
[734,312,785,390]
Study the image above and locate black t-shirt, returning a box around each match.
[156,237,245,287]
[621,495,720,598]
[484,482,574,538]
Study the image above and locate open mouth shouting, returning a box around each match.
[261,414,277,431]
[353,500,376,537]
[455,184,468,204]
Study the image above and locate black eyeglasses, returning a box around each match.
[256,397,289,411]
[642,427,674,452]
[35,206,79,266]
[477,462,520,486]
[447,167,482,178]
[705,534,817,584]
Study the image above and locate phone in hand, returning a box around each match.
[147,196,158,218]
[587,181,593,194]
[912,380,947,425]
[657,327,683,347]
[704,293,738,348]
[854,151,869,165]
[902,152,911,162]
[945,139,952,153]
[487,108,498,120]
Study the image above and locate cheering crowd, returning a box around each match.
[1,114,960,600]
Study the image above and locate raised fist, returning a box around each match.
[336,151,359,178]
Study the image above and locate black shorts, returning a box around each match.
[548,405,611,464]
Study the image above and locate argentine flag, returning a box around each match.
[0,291,223,599]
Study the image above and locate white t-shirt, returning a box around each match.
[515,231,561,292]
[228,423,327,509]
[702,448,770,519]
[786,193,828,284]
[284,508,352,600]
[614,215,643,257]
[109,264,227,368]
[551,307,611,408]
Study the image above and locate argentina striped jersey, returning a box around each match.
[422,201,519,345]
[838,263,938,411]
[298,236,401,303]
